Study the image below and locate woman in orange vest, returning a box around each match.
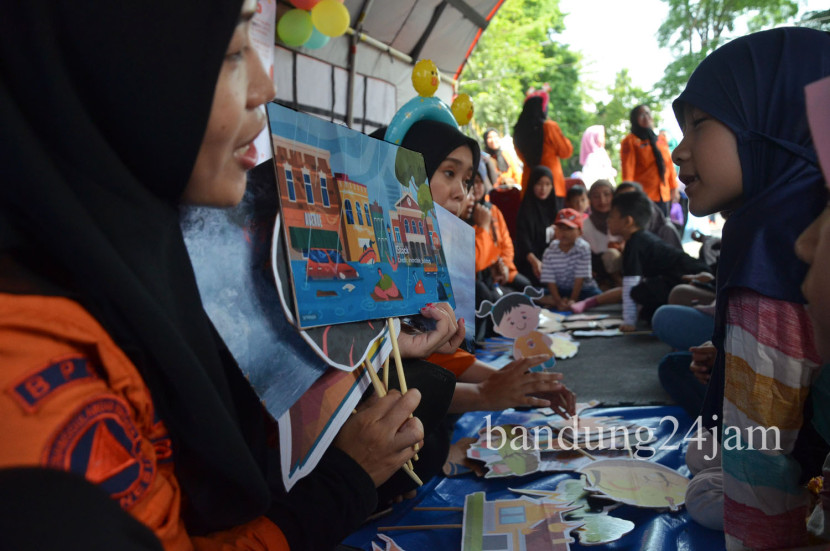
[620,104,679,216]
[513,87,574,210]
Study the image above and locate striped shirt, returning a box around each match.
[540,237,593,289]
[721,288,822,550]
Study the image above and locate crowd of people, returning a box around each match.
[1,2,828,550]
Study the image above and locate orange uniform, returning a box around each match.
[0,293,289,551]
[426,349,476,378]
[619,133,677,203]
[474,204,519,283]
[518,120,574,198]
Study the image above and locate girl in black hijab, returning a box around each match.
[0,1,425,549]
[515,166,560,286]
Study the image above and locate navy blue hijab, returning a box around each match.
[672,28,830,429]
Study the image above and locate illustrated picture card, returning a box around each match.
[267,102,455,328]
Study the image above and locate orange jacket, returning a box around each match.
[0,293,289,551]
[490,149,523,188]
[426,349,476,378]
[619,133,677,202]
[474,204,519,283]
[518,120,573,198]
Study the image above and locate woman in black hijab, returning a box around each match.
[514,166,560,286]
[0,1,425,549]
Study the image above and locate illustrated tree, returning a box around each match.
[394,146,431,214]
[655,0,799,101]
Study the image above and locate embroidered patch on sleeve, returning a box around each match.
[42,396,155,510]
[7,357,99,413]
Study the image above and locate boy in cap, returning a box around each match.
[539,208,600,311]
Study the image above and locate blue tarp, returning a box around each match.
[344,405,726,550]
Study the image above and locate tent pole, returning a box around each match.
[346,0,375,129]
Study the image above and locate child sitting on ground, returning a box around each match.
[571,190,710,330]
[565,184,589,216]
[539,208,600,311]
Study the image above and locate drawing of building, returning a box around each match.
[462,492,580,551]
[271,136,343,261]
[369,201,393,265]
[389,193,429,264]
[334,173,379,264]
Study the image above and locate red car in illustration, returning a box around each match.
[306,248,358,280]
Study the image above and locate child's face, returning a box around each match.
[533,176,553,200]
[672,104,743,217]
[795,202,830,361]
[430,145,474,217]
[568,193,589,214]
[589,186,613,214]
[182,0,274,207]
[495,304,539,338]
[555,224,580,246]
[606,207,626,237]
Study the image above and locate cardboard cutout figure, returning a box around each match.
[476,287,556,372]
[578,459,689,511]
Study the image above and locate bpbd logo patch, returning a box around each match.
[9,357,98,412]
[43,396,155,509]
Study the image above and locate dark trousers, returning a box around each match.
[630,276,673,323]
[658,351,707,419]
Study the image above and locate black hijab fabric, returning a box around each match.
[0,0,274,533]
[400,119,481,183]
[629,105,666,182]
[515,166,558,276]
[513,96,546,169]
[671,28,830,433]
[483,128,509,172]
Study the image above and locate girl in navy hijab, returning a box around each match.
[671,28,830,548]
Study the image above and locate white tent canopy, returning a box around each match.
[273,0,505,134]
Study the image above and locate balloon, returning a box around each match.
[384,96,459,145]
[311,0,350,37]
[451,94,474,125]
[304,27,330,49]
[277,9,313,47]
[411,59,440,97]
[289,0,320,9]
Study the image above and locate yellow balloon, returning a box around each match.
[311,0,350,37]
[452,94,474,125]
[412,59,440,97]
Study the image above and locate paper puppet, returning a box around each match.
[443,437,485,477]
[551,416,656,451]
[476,287,556,372]
[461,491,581,551]
[267,102,455,328]
[578,459,689,511]
[512,479,635,546]
[466,424,628,478]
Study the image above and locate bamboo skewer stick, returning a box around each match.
[363,359,420,482]
[386,318,420,460]
[413,506,463,511]
[377,524,462,532]
[382,356,390,391]
[574,446,597,461]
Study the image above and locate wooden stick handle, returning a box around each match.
[412,506,463,511]
[377,524,462,532]
[387,318,407,393]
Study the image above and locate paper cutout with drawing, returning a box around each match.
[466,424,628,478]
[475,287,556,372]
[577,458,689,511]
[461,491,582,551]
[512,478,636,546]
[372,534,407,551]
[268,102,454,328]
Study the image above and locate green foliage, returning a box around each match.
[416,182,434,216]
[591,70,656,174]
[655,0,799,100]
[800,9,830,30]
[394,146,427,190]
[458,0,589,175]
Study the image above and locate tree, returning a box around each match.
[655,0,799,100]
[592,70,656,174]
[800,9,830,30]
[458,0,589,174]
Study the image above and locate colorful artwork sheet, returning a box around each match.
[806,76,830,183]
[512,480,635,546]
[461,491,581,551]
[578,459,689,511]
[267,102,455,328]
